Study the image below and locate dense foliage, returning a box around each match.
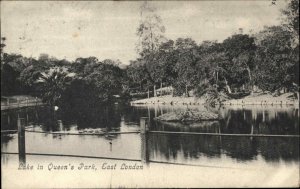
[127,0,299,97]
[1,51,127,108]
[1,0,299,106]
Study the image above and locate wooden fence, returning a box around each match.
[1,97,43,111]
[1,117,299,168]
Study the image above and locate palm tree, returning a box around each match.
[38,67,73,107]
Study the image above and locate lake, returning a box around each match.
[1,104,299,187]
[1,104,299,167]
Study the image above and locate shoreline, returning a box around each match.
[130,93,299,107]
[131,95,206,105]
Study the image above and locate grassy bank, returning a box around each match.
[131,92,299,106]
[222,92,299,106]
[131,95,206,105]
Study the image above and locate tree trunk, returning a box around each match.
[216,71,219,85]
[147,88,150,99]
[185,85,188,97]
[224,77,232,94]
[253,85,258,92]
[246,66,253,93]
[246,67,252,81]
[171,85,174,97]
[147,106,151,121]
[154,85,156,97]
[160,81,163,97]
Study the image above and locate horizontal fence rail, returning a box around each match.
[24,130,140,135]
[1,152,141,162]
[148,131,300,138]
[1,129,299,138]
[1,130,18,133]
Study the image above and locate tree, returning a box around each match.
[222,34,257,92]
[1,53,32,95]
[254,26,297,92]
[1,63,21,95]
[19,55,54,95]
[173,38,198,96]
[135,2,167,96]
[281,0,299,47]
[127,59,147,91]
[1,37,6,62]
[195,41,230,96]
[136,2,166,57]
[71,57,99,75]
[280,0,299,94]
[38,67,72,106]
[156,40,177,94]
[144,52,166,96]
[84,63,124,102]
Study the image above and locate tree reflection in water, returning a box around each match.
[148,105,299,163]
[148,133,299,162]
[58,104,121,131]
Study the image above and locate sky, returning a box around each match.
[1,0,288,65]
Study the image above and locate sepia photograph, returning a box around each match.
[1,0,299,188]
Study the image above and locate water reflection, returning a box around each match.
[147,133,299,163]
[1,104,299,165]
[150,105,299,135]
[1,105,122,132]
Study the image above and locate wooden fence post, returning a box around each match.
[18,118,26,167]
[140,117,149,164]
[26,113,29,125]
[7,114,10,125]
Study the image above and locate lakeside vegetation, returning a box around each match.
[1,1,299,107]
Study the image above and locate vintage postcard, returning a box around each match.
[1,0,299,188]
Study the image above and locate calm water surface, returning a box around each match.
[1,104,299,167]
